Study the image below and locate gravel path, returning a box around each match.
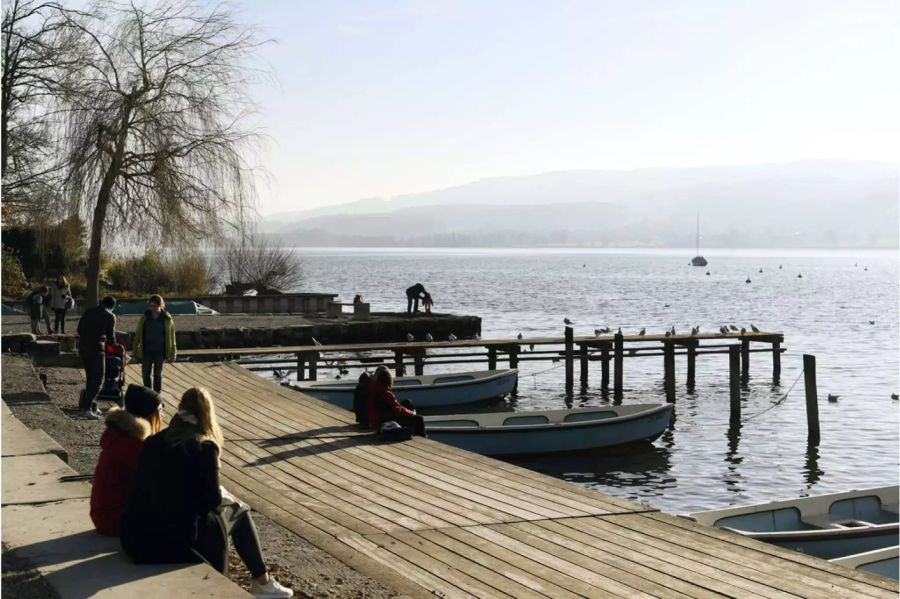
[1,354,398,598]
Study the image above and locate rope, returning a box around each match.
[743,368,805,422]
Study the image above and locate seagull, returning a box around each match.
[745,277,751,284]
[869,320,875,325]
[529,344,535,351]
[758,268,763,273]
[517,332,523,340]
[891,394,898,400]
[751,324,760,333]
[638,328,646,336]
[594,328,602,336]
[273,369,285,379]
[425,333,434,342]
[448,333,457,341]
[705,271,711,276]
[564,318,575,325]
[729,325,739,332]
[827,394,839,403]
[670,326,676,335]
[311,337,322,347]
[779,264,783,269]
[797,273,803,278]
[690,327,698,336]
[740,327,746,335]
[617,327,623,336]
[664,304,670,308]
[406,333,414,342]
[602,327,612,334]
[719,326,728,335]
[474,333,481,340]
[665,330,671,337]
[864,266,868,271]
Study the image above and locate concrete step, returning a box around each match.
[2,408,69,462]
[1,453,90,506]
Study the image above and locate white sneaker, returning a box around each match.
[250,577,293,598]
[82,408,100,420]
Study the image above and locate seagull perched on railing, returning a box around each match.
[425,333,434,342]
[311,337,322,346]
[740,327,746,335]
[670,326,676,335]
[448,333,457,341]
[564,318,575,325]
[751,324,760,333]
[594,328,601,336]
[617,327,623,336]
[406,333,414,342]
[665,330,671,337]
[638,328,645,336]
[690,327,698,336]
[719,326,728,335]
[517,332,523,340]
[729,325,738,332]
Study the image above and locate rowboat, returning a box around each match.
[687,485,899,560]
[423,403,673,456]
[291,369,518,410]
[831,545,899,580]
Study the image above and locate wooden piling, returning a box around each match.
[741,338,750,383]
[686,342,696,390]
[564,327,574,395]
[663,341,676,402]
[488,347,497,371]
[580,344,589,388]
[804,354,820,444]
[393,349,404,377]
[613,333,623,399]
[296,353,306,381]
[729,345,740,424]
[601,342,610,390]
[308,352,318,381]
[772,341,781,383]
[509,346,519,393]
[414,353,424,376]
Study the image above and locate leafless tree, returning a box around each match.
[59,0,267,306]
[213,229,303,293]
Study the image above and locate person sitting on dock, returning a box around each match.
[90,385,162,536]
[367,368,426,437]
[405,283,427,315]
[120,387,293,598]
[353,372,370,428]
[422,292,434,315]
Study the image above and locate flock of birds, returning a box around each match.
[562,321,762,338]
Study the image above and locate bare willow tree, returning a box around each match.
[59,1,266,306]
[214,229,303,293]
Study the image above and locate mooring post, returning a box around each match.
[613,333,624,399]
[663,341,676,402]
[296,352,306,381]
[772,341,781,384]
[741,338,750,383]
[601,342,610,390]
[565,326,574,395]
[509,346,519,393]
[729,345,740,424]
[488,347,497,370]
[580,344,589,388]
[686,341,696,390]
[413,352,424,376]
[804,354,820,444]
[308,352,318,381]
[393,349,404,377]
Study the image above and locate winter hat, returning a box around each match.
[124,384,161,418]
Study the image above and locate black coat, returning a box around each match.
[77,305,116,353]
[119,416,222,564]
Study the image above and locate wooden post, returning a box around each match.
[309,352,318,381]
[509,346,519,394]
[393,350,404,377]
[564,327,574,395]
[414,353,424,376]
[729,345,740,424]
[686,342,696,391]
[663,342,675,402]
[296,353,306,381]
[772,341,781,383]
[488,347,497,371]
[804,354,820,444]
[601,342,610,391]
[613,333,623,399]
[579,344,589,388]
[741,338,750,383]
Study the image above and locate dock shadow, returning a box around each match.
[250,425,372,465]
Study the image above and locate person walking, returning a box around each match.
[120,387,293,598]
[49,275,73,334]
[405,283,427,315]
[26,285,50,335]
[77,296,117,418]
[133,295,176,393]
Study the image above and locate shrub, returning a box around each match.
[105,249,212,296]
[213,231,303,293]
[1,246,29,297]
[169,251,212,295]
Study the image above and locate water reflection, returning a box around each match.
[723,423,745,495]
[804,442,825,488]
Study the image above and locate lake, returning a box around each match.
[286,247,899,514]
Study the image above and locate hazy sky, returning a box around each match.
[243,0,900,214]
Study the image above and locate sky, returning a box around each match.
[239,0,900,214]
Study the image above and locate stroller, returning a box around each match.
[96,342,127,406]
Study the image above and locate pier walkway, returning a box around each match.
[144,361,897,598]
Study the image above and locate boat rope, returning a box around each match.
[743,368,805,422]
[529,362,567,387]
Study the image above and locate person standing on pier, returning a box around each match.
[405,283,427,315]
[77,296,117,418]
[49,275,73,334]
[133,295,177,393]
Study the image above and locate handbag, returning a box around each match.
[65,296,75,310]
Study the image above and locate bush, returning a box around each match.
[169,251,212,295]
[1,246,29,297]
[106,249,212,296]
[213,231,303,293]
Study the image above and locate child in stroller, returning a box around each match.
[97,342,127,407]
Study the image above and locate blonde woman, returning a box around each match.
[49,275,72,333]
[120,388,292,598]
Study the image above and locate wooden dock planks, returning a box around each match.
[137,362,897,598]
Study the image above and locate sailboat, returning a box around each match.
[691,214,707,267]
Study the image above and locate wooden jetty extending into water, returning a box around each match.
[140,361,895,598]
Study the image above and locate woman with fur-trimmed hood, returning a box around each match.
[90,385,162,536]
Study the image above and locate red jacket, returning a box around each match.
[90,408,150,536]
[366,382,415,431]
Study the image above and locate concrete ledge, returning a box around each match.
[1,454,90,506]
[3,498,251,598]
[2,414,69,462]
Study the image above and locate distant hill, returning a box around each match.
[263,161,899,248]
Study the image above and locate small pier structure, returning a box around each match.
[140,362,896,598]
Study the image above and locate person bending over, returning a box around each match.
[405,283,427,315]
[120,387,292,598]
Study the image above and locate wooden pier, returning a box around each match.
[180,329,786,402]
[139,361,895,598]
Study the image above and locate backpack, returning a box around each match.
[379,421,412,443]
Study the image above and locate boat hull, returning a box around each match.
[831,545,900,580]
[425,404,673,456]
[739,523,900,560]
[295,369,518,410]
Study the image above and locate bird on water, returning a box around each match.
[746,277,751,283]
[827,394,840,402]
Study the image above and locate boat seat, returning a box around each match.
[394,379,422,387]
[502,415,549,426]
[715,507,817,532]
[830,496,898,525]
[433,375,475,384]
[426,419,479,428]
[563,411,616,423]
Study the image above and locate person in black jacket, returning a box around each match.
[76,296,117,418]
[120,387,292,598]
[353,372,370,428]
[405,283,427,315]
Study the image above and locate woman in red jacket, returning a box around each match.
[366,367,426,437]
[90,384,162,536]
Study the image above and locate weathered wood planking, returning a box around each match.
[139,362,897,599]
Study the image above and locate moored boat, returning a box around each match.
[291,369,517,410]
[423,403,673,456]
[687,485,899,560]
[831,545,899,580]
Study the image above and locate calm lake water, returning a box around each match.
[283,247,899,514]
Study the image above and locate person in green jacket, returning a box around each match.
[133,294,176,393]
